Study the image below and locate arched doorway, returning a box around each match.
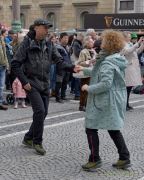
[47,12,56,30]
[80,11,89,29]
[20,13,25,28]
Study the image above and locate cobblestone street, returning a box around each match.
[0,94,144,180]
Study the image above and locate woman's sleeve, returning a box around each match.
[122,43,139,55]
[88,63,114,94]
[83,68,93,77]
[137,44,144,54]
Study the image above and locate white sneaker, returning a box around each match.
[14,104,18,109]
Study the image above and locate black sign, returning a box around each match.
[84,14,144,30]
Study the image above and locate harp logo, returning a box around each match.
[104,16,113,28]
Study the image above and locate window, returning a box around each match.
[80,11,89,29]
[120,0,134,10]
[47,12,56,30]
[20,13,25,28]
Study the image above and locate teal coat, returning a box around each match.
[83,50,127,130]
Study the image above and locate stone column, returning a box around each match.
[11,0,21,32]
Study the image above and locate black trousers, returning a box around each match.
[86,128,130,162]
[55,72,70,99]
[126,86,133,107]
[24,87,49,144]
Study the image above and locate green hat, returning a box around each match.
[131,32,138,39]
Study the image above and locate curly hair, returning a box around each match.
[101,30,125,54]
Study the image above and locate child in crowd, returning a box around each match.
[12,77,27,109]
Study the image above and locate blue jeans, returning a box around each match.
[0,66,6,105]
[74,78,81,97]
[50,64,56,91]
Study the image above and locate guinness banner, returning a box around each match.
[84,14,144,30]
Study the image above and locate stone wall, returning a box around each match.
[0,0,114,30]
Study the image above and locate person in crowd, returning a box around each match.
[5,30,15,44]
[78,30,131,171]
[86,28,98,41]
[55,32,72,103]
[1,29,12,90]
[131,32,138,44]
[49,33,57,97]
[122,32,144,111]
[11,19,79,155]
[93,34,102,54]
[12,77,27,109]
[77,36,97,111]
[0,29,9,110]
[71,32,84,100]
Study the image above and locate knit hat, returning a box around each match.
[131,32,138,39]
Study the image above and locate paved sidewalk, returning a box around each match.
[0,108,144,180]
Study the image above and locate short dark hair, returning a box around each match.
[1,29,6,35]
[60,32,68,39]
[8,30,15,35]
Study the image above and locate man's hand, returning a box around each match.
[23,83,32,91]
[73,65,84,73]
[82,84,89,91]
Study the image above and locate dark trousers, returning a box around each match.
[126,86,133,107]
[79,78,90,107]
[24,88,49,144]
[55,72,70,99]
[86,128,130,162]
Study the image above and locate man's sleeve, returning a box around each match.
[73,43,81,58]
[51,44,75,72]
[11,37,29,86]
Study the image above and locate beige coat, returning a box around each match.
[73,48,96,78]
[77,48,97,67]
[121,42,143,86]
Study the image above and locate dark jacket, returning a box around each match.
[56,44,71,64]
[72,39,83,58]
[11,36,74,93]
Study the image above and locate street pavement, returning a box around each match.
[0,92,144,180]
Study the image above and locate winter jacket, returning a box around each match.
[71,39,83,65]
[121,42,143,86]
[11,36,74,94]
[83,50,127,130]
[0,37,9,68]
[56,44,71,64]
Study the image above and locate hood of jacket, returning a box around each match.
[104,53,128,71]
[97,50,127,71]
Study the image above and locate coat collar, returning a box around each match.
[29,39,48,51]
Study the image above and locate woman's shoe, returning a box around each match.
[112,159,131,169]
[79,106,86,111]
[126,106,134,111]
[82,160,102,172]
[14,102,18,109]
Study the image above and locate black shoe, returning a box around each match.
[2,101,8,105]
[74,96,80,101]
[61,97,67,100]
[112,159,131,169]
[79,106,86,111]
[126,106,134,111]
[56,98,64,103]
[0,104,8,110]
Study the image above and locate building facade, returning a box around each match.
[116,0,144,13]
[0,0,115,31]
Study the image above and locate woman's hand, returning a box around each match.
[82,84,89,91]
[74,65,84,72]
